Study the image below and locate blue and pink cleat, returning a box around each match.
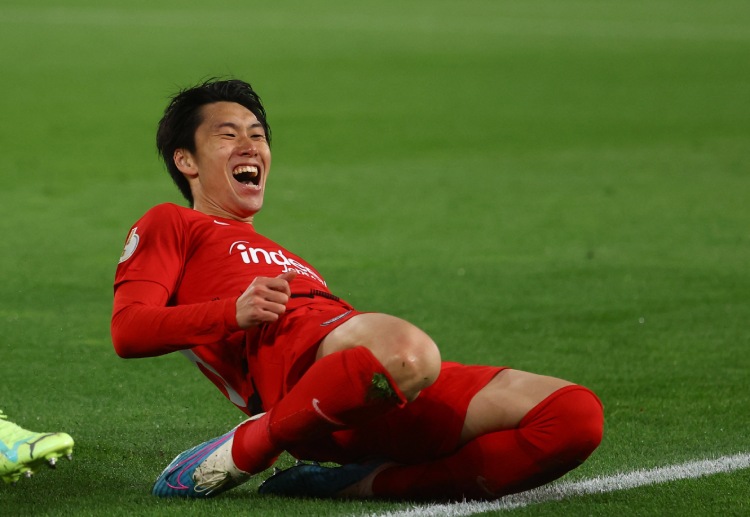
[152,422,255,498]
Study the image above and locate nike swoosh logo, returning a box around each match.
[321,310,352,327]
[312,398,345,426]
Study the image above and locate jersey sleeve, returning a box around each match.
[114,203,187,294]
[111,204,242,358]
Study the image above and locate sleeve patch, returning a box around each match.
[118,226,140,264]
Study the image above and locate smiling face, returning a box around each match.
[174,101,271,222]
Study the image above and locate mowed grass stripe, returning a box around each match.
[1,5,748,43]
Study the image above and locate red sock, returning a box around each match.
[232,346,406,473]
[372,385,603,500]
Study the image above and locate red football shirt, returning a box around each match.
[113,203,337,413]
[115,203,330,301]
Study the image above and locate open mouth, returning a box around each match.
[232,165,260,186]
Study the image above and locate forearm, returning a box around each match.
[111,280,241,358]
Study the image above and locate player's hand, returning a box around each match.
[235,271,297,328]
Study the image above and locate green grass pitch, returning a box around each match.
[1,1,749,515]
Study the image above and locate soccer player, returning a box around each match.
[0,410,74,484]
[111,79,603,501]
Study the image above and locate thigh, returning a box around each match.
[460,369,574,443]
[317,313,437,362]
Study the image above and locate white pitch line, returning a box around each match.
[372,453,750,517]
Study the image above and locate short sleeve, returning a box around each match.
[114,203,188,298]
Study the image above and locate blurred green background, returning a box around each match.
[1,1,748,515]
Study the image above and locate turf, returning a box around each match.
[1,1,749,515]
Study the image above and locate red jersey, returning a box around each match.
[115,203,330,302]
[112,203,347,414]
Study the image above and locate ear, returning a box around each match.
[174,149,198,178]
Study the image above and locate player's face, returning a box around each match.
[177,101,271,222]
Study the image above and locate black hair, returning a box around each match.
[156,78,271,205]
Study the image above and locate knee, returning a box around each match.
[380,325,441,401]
[580,391,604,451]
[517,385,603,471]
[320,313,442,401]
[551,386,604,461]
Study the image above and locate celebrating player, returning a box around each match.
[111,78,603,501]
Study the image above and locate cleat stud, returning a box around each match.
[295,459,305,466]
[312,461,321,466]
[273,467,282,475]
[24,471,33,479]
[48,457,58,468]
[65,453,73,461]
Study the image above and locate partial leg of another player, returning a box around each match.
[0,410,75,484]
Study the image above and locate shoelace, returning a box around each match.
[194,470,230,493]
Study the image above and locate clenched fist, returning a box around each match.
[235,271,297,328]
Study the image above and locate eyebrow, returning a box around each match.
[214,121,264,132]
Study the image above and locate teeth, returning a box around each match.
[233,165,259,178]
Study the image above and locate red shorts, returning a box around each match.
[246,297,359,410]
[288,362,506,464]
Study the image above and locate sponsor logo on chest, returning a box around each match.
[229,241,326,285]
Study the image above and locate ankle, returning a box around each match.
[231,414,280,474]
